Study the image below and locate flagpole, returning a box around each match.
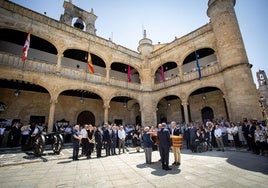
[195,51,202,79]
[159,56,165,83]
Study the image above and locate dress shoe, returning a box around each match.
[172,162,176,165]
[175,162,180,166]
[164,167,172,170]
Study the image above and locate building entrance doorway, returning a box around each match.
[201,107,214,122]
[77,111,95,125]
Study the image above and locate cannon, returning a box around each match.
[31,132,64,156]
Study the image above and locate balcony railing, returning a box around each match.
[0,52,142,90]
[0,52,220,91]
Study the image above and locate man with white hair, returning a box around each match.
[142,126,154,164]
[72,125,81,161]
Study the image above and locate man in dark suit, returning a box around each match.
[94,125,103,158]
[103,124,114,156]
[158,122,172,170]
[189,122,197,152]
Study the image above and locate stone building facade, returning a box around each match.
[0,0,262,132]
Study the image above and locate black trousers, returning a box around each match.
[96,143,102,157]
[105,142,111,156]
[73,146,79,160]
[82,138,90,156]
[159,145,170,168]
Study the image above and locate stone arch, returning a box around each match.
[0,76,52,99]
[62,48,106,73]
[188,86,227,122]
[62,47,109,67]
[109,91,140,105]
[56,86,106,103]
[0,28,58,58]
[186,83,225,102]
[156,95,182,123]
[154,61,179,82]
[77,110,95,125]
[110,62,140,83]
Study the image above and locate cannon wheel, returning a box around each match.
[33,134,45,156]
[51,134,63,154]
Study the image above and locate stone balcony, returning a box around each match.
[0,52,220,91]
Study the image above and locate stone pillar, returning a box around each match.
[85,9,97,35]
[56,52,63,73]
[182,102,189,124]
[178,66,183,81]
[103,101,110,124]
[140,93,157,126]
[48,98,57,133]
[106,67,110,84]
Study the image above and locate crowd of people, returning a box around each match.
[182,118,268,156]
[70,121,181,171]
[0,121,48,148]
[0,117,267,169]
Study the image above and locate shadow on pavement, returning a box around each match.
[136,161,181,176]
[182,149,268,175]
[57,160,73,164]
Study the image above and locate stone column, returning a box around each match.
[140,93,157,126]
[178,66,183,81]
[103,101,110,124]
[56,51,63,73]
[182,102,189,124]
[106,67,110,84]
[48,98,57,133]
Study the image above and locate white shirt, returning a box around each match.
[80,128,87,138]
[65,127,72,134]
[118,129,126,139]
[21,126,31,135]
[214,128,222,137]
[0,127,5,135]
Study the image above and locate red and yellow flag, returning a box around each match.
[22,32,30,62]
[87,52,94,74]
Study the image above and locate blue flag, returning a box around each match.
[195,51,201,79]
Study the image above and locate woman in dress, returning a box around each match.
[231,122,239,147]
[226,122,234,147]
[87,124,95,158]
[238,122,246,147]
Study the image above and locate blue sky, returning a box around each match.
[11,0,268,86]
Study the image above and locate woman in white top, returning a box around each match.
[231,122,239,147]
[254,125,267,155]
[226,122,234,147]
[238,122,246,146]
[21,123,31,146]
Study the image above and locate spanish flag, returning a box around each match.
[22,32,30,62]
[87,52,94,74]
